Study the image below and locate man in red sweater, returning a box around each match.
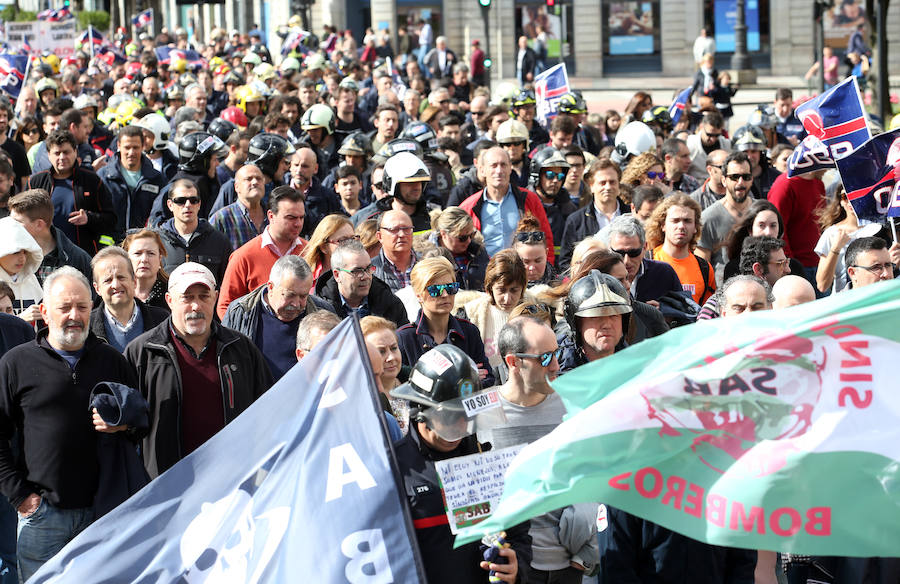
[767,170,826,284]
[217,186,307,318]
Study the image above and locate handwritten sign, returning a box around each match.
[434,445,523,534]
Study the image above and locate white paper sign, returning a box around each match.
[434,444,523,534]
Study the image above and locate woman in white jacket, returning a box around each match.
[0,216,44,325]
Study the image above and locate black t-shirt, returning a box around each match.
[1,138,31,186]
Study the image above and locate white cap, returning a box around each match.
[167,262,216,294]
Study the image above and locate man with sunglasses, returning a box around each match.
[686,111,731,181]
[661,138,700,194]
[529,147,577,248]
[602,215,682,305]
[697,152,754,284]
[315,239,409,325]
[158,179,233,286]
[484,316,599,582]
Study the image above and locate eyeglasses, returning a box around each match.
[454,232,474,243]
[647,171,667,180]
[22,128,39,135]
[612,247,643,258]
[515,231,545,244]
[425,282,460,297]
[852,262,894,275]
[769,258,790,268]
[327,234,361,245]
[337,264,376,278]
[372,182,384,190]
[438,99,450,105]
[542,170,567,181]
[503,141,527,148]
[170,196,201,206]
[514,348,562,367]
[705,131,722,138]
[381,225,414,235]
[726,173,753,182]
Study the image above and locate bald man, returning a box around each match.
[294,146,341,235]
[772,275,816,309]
[719,275,772,318]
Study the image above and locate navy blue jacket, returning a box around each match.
[634,259,683,304]
[98,155,166,240]
[397,311,495,387]
[0,313,34,357]
[598,505,756,584]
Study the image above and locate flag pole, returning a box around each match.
[88,27,94,59]
[150,9,155,37]
[891,217,898,244]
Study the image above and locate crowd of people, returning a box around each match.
[0,17,897,584]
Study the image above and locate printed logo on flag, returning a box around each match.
[836,128,900,221]
[788,77,871,177]
[534,64,570,127]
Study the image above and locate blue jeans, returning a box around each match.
[16,498,93,583]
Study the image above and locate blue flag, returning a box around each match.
[835,128,900,221]
[132,9,152,28]
[30,318,426,583]
[788,77,871,178]
[534,63,570,127]
[0,54,28,99]
[668,87,693,125]
[77,26,106,46]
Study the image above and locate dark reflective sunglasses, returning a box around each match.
[170,196,201,206]
[647,171,667,180]
[726,173,753,182]
[454,232,474,243]
[612,247,643,258]
[515,231,545,244]
[426,282,460,297]
[543,170,567,181]
[514,348,562,367]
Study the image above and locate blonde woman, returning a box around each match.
[361,315,410,435]
[397,256,493,385]
[122,229,169,311]
[302,214,357,282]
[428,206,489,290]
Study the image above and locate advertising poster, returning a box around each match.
[824,0,865,48]
[608,2,655,55]
[714,0,760,52]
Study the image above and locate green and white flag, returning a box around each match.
[456,280,900,556]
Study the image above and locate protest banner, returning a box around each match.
[457,280,900,557]
[31,318,426,583]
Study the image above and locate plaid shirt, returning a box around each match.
[209,201,267,251]
[373,249,417,292]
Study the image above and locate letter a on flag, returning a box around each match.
[456,281,900,557]
[30,318,426,583]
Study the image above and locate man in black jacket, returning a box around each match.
[89,247,169,352]
[0,267,137,581]
[156,179,233,285]
[314,240,409,326]
[25,130,116,255]
[125,262,273,479]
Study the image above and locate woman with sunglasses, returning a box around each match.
[302,214,357,283]
[429,206,489,290]
[513,215,558,290]
[15,116,43,156]
[396,257,494,386]
[621,152,670,194]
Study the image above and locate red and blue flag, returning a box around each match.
[132,9,152,28]
[37,7,73,21]
[835,128,900,221]
[668,87,693,125]
[0,54,29,98]
[534,63,570,126]
[78,26,107,46]
[788,77,871,178]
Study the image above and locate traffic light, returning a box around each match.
[483,56,492,69]
[478,0,491,7]
[546,0,554,6]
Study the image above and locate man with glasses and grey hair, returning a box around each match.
[0,267,138,581]
[314,239,409,325]
[845,236,898,289]
[223,255,334,380]
[601,215,682,304]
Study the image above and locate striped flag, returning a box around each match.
[0,54,28,98]
[132,9,152,28]
[456,280,900,557]
[835,128,900,221]
[668,87,693,125]
[787,77,871,178]
[78,26,107,46]
[37,7,74,21]
[534,63,570,126]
